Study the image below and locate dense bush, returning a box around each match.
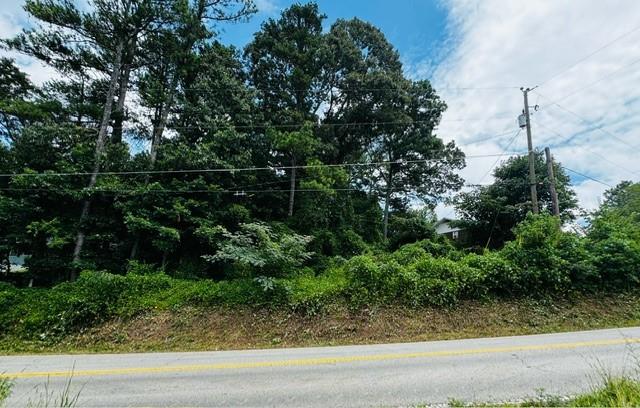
[387,209,438,250]
[500,214,572,293]
[3,208,640,342]
[199,222,314,278]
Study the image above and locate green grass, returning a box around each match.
[447,377,640,407]
[560,377,640,407]
[0,376,12,407]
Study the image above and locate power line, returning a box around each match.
[475,129,523,185]
[83,83,521,93]
[533,119,639,177]
[0,182,494,196]
[561,166,612,188]
[547,56,640,104]
[533,91,636,149]
[538,23,640,87]
[476,129,522,249]
[0,153,525,179]
[37,117,515,132]
[458,129,519,147]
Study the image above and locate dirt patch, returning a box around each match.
[5,293,640,354]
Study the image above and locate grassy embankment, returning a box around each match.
[2,287,640,354]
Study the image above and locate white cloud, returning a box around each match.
[1,0,59,86]
[427,0,640,216]
[254,0,279,15]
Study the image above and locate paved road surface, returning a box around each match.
[3,327,640,407]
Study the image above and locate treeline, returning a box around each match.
[0,1,466,282]
[3,187,640,341]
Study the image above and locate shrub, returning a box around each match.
[556,233,598,290]
[387,209,437,250]
[408,256,486,305]
[461,252,521,296]
[201,222,314,278]
[500,214,571,293]
[344,250,486,307]
[390,242,429,266]
[344,255,388,305]
[285,268,348,315]
[591,235,640,290]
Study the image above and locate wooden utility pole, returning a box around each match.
[545,147,560,216]
[521,87,539,214]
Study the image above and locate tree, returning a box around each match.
[5,0,166,273]
[320,18,404,163]
[319,19,465,239]
[245,3,327,216]
[0,58,57,143]
[268,124,318,216]
[387,208,437,250]
[454,151,578,248]
[359,80,465,239]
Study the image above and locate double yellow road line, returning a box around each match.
[3,337,640,379]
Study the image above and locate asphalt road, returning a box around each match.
[3,327,640,407]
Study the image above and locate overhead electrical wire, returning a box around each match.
[561,166,612,188]
[533,119,639,177]
[0,153,526,179]
[64,117,513,130]
[479,129,523,248]
[546,56,640,104]
[0,182,501,196]
[533,91,636,150]
[538,23,640,87]
[85,83,521,93]
[475,129,523,185]
[439,128,523,224]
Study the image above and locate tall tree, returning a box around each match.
[321,18,404,163]
[245,3,327,216]
[129,0,255,260]
[454,152,578,248]
[6,0,163,274]
[358,79,464,239]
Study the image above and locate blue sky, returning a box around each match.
[219,0,450,76]
[2,0,640,215]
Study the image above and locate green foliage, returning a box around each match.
[591,234,640,289]
[0,376,11,405]
[387,208,437,250]
[1,0,640,353]
[568,377,640,407]
[285,268,348,315]
[201,222,314,278]
[344,249,486,307]
[500,214,572,293]
[455,152,578,248]
[461,252,522,296]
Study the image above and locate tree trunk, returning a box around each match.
[288,156,296,217]
[71,40,125,276]
[129,238,139,261]
[111,62,132,144]
[130,82,176,261]
[161,251,168,271]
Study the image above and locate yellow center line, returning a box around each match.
[3,337,640,379]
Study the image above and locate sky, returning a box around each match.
[2,0,640,217]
